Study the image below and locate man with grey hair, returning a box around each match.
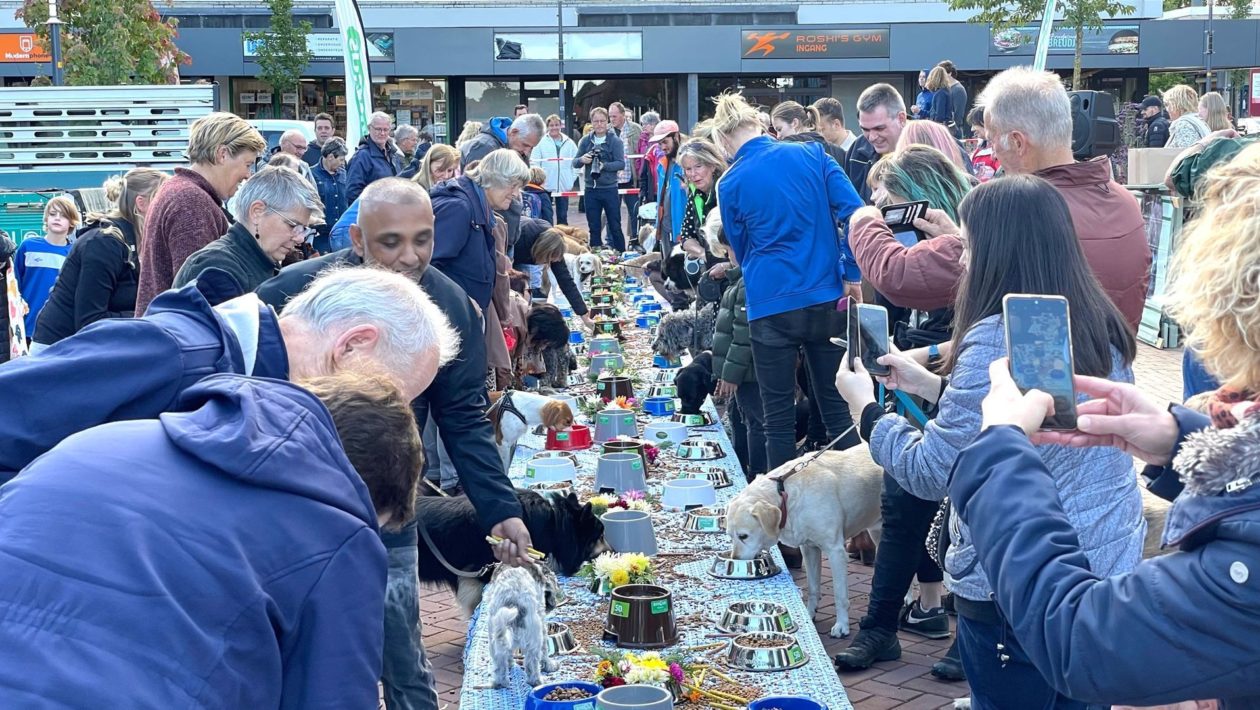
[844,83,908,204]
[258,178,533,710]
[974,66,1149,329]
[609,102,642,238]
[347,111,404,204]
[174,166,323,293]
[278,129,310,160]
[0,263,457,482]
[394,124,420,164]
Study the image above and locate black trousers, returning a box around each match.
[860,473,944,632]
[749,302,859,470]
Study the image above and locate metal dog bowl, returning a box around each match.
[708,552,782,580]
[674,438,725,461]
[546,622,579,656]
[679,465,732,489]
[718,600,798,634]
[649,367,679,384]
[726,632,808,672]
[671,411,714,427]
[684,507,726,533]
[645,384,678,399]
[531,450,579,467]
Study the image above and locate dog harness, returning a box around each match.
[767,425,856,530]
[487,389,528,430]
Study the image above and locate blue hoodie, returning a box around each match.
[460,116,514,167]
[0,374,387,708]
[717,137,864,321]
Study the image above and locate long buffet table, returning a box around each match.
[458,284,853,710]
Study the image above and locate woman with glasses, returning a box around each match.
[173,167,323,293]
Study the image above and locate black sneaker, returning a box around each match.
[931,639,966,681]
[833,627,901,670]
[899,600,951,639]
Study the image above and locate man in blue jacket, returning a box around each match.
[347,111,404,204]
[950,360,1260,709]
[0,371,424,708]
[257,178,534,710]
[0,267,450,483]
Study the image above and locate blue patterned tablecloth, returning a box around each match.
[458,311,852,709]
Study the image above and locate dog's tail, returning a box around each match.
[491,606,519,647]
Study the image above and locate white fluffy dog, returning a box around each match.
[726,447,884,638]
[563,252,604,290]
[484,561,564,687]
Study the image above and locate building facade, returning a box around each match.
[1,0,1258,141]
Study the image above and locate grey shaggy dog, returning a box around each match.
[652,302,718,358]
[484,561,564,688]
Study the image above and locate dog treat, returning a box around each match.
[544,686,595,701]
[735,634,792,648]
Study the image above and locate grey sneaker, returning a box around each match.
[899,600,951,639]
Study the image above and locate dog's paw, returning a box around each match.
[806,597,819,619]
[829,620,851,638]
[526,674,541,687]
[543,657,559,673]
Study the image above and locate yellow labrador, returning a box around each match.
[727,447,884,638]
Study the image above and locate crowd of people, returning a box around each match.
[0,57,1257,710]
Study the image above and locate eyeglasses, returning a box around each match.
[268,207,314,236]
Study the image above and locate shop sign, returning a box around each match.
[1250,69,1260,118]
[990,24,1139,56]
[741,28,890,60]
[245,31,394,61]
[0,32,50,63]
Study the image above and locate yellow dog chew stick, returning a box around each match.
[484,535,546,560]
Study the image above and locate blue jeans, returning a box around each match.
[957,615,1088,710]
[422,418,459,491]
[380,521,439,710]
[585,186,625,251]
[1182,347,1220,401]
[555,196,569,225]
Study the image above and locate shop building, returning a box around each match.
[1,0,1257,142]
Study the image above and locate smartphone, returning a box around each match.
[881,201,929,248]
[856,304,891,376]
[1003,294,1078,431]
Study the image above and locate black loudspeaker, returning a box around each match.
[1069,90,1119,159]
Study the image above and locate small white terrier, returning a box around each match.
[484,561,564,688]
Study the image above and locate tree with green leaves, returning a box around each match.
[244,0,313,118]
[948,0,1135,89]
[17,0,188,85]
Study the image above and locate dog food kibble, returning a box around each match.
[544,687,595,701]
[738,634,792,648]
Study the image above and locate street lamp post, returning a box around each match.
[1205,0,1215,92]
[47,0,63,86]
[557,0,566,132]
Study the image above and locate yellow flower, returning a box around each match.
[609,569,630,587]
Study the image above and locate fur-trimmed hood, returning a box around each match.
[1163,413,1260,549]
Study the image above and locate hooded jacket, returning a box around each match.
[430,174,497,310]
[173,221,280,294]
[0,374,386,708]
[711,266,755,385]
[460,117,512,167]
[0,270,288,482]
[951,416,1260,709]
[256,250,525,533]
[346,135,403,205]
[1035,158,1150,331]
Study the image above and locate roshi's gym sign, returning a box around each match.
[742,28,890,59]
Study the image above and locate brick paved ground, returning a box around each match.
[417,345,1184,709]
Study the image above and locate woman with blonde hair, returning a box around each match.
[675,138,729,272]
[771,100,847,167]
[413,144,460,191]
[1162,84,1210,148]
[925,66,954,128]
[897,119,973,174]
[714,90,865,469]
[947,141,1260,710]
[1198,91,1231,132]
[32,169,167,348]
[455,121,482,150]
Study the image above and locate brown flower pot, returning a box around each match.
[602,439,648,471]
[604,584,678,649]
[596,375,635,403]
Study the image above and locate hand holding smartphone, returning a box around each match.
[1002,294,1078,430]
[880,201,929,248]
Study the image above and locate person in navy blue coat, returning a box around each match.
[0,371,423,708]
[949,359,1260,709]
[346,112,404,204]
[926,66,954,128]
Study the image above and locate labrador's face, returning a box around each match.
[725,496,782,559]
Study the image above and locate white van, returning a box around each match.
[249,119,316,153]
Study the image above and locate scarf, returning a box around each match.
[5,256,27,359]
[1208,387,1260,429]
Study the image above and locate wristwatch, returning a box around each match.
[927,343,942,366]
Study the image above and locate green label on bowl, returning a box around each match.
[778,613,792,628]
[697,517,717,530]
[788,646,804,663]
[611,600,630,618]
[525,467,536,479]
[576,704,595,710]
[598,416,609,424]
[597,382,607,390]
[655,431,667,440]
[556,432,570,441]
[650,599,670,614]
[631,460,641,469]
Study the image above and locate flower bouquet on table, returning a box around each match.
[578,550,654,595]
[593,650,689,697]
[578,392,643,418]
[587,490,655,517]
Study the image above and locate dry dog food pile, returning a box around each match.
[544,686,595,701]
[737,635,791,649]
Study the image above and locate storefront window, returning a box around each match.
[697,75,830,119]
[466,81,521,124]
[493,32,642,62]
[375,78,449,141]
[571,77,675,132]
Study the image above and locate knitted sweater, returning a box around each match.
[136,168,229,315]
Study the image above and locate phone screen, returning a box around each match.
[1004,295,1077,430]
[857,304,891,376]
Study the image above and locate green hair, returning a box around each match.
[869,145,973,222]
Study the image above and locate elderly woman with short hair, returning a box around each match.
[173,166,323,293]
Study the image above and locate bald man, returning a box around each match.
[278,129,310,160]
[257,179,531,710]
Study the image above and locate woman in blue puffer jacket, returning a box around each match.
[836,174,1144,710]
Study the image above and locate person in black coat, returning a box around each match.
[0,229,16,363]
[33,169,168,347]
[256,177,533,710]
[771,101,848,167]
[513,217,591,324]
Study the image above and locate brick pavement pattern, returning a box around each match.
[414,299,1184,708]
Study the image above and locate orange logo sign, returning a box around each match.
[0,33,50,63]
[744,32,790,57]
